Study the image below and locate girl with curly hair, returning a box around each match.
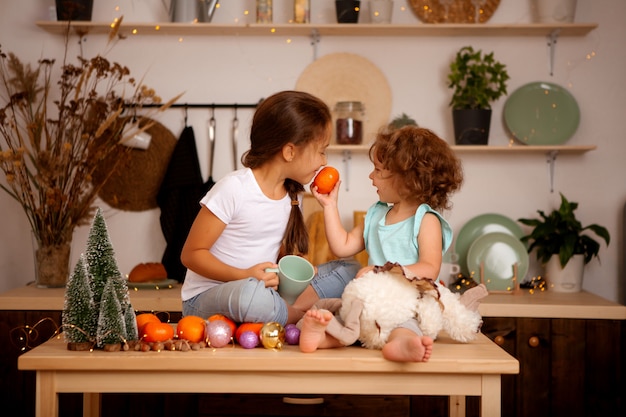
[301,126,464,362]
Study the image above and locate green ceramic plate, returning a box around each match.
[454,213,524,277]
[504,81,580,145]
[467,232,529,291]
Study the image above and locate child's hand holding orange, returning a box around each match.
[312,166,340,194]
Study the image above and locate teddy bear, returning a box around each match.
[315,262,488,350]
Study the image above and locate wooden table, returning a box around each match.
[19,332,518,417]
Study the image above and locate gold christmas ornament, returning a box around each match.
[260,322,285,350]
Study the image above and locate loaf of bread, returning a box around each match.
[128,262,168,283]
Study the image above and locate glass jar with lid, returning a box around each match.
[256,0,272,23]
[334,101,365,145]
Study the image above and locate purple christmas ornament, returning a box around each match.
[285,325,300,345]
[238,330,259,349]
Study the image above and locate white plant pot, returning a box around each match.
[531,0,577,23]
[545,254,584,293]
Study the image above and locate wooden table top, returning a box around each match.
[18,332,519,376]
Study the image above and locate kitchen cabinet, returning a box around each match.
[411,318,625,417]
[480,317,624,417]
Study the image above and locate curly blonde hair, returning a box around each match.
[369,126,463,211]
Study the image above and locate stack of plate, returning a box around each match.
[454,214,529,291]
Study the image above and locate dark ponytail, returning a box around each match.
[284,179,308,256]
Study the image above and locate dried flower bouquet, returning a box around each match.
[0,19,179,248]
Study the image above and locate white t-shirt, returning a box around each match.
[181,168,293,300]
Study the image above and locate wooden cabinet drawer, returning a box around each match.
[198,394,409,417]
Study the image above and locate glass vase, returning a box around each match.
[33,239,71,288]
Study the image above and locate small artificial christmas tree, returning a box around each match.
[97,280,126,349]
[62,255,96,348]
[86,208,123,305]
[63,208,138,350]
[123,296,139,342]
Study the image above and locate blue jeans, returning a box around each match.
[182,259,361,326]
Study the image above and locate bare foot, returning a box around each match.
[382,335,434,362]
[299,309,334,353]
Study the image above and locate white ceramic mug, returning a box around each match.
[437,252,461,285]
[438,263,461,286]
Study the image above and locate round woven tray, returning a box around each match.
[94,117,177,211]
[408,0,501,24]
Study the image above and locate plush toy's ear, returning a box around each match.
[437,284,484,343]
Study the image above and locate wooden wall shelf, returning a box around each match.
[329,144,596,191]
[36,21,598,38]
[328,144,597,154]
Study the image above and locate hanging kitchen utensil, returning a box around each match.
[205,106,217,190]
[232,107,239,170]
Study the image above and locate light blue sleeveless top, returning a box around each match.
[363,202,453,266]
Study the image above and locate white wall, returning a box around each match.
[1,0,625,303]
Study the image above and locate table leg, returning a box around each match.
[83,393,101,417]
[449,395,466,417]
[36,371,57,417]
[481,375,502,417]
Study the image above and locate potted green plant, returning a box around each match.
[517,193,610,292]
[447,46,509,145]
